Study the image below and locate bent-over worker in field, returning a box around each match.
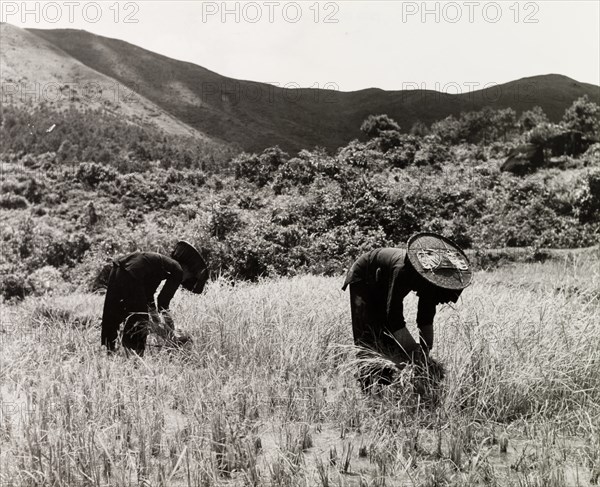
[342,233,472,390]
[100,241,208,356]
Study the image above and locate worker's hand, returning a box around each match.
[413,355,446,382]
[161,311,175,332]
[167,331,193,347]
[389,349,412,369]
[389,347,427,369]
[147,308,161,326]
[411,347,429,365]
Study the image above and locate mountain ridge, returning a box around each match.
[5,25,599,153]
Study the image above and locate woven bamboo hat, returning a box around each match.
[171,241,208,294]
[406,233,472,290]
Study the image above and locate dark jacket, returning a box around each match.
[114,252,183,311]
[342,248,438,330]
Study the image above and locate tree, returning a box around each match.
[461,109,491,144]
[457,107,516,144]
[430,115,465,144]
[492,108,518,142]
[519,106,549,132]
[409,120,430,137]
[576,170,600,223]
[562,95,600,136]
[360,114,400,138]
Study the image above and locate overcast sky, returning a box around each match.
[3,1,599,92]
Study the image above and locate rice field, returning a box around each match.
[0,248,599,486]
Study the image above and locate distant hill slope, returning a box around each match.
[0,24,229,150]
[17,27,600,153]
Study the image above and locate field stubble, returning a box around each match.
[0,249,599,486]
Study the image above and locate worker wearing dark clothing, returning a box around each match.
[101,253,183,355]
[343,234,472,390]
[100,241,208,356]
[343,248,444,356]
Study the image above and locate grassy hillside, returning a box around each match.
[1,254,599,486]
[0,23,230,150]
[28,27,600,153]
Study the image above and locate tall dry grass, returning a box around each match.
[0,249,598,486]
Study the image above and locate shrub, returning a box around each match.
[360,114,400,138]
[581,143,600,167]
[575,170,600,223]
[309,224,388,274]
[430,115,465,144]
[185,170,207,187]
[0,269,31,301]
[410,120,430,136]
[422,216,473,248]
[272,156,316,193]
[519,106,549,132]
[209,205,243,240]
[413,137,451,166]
[222,229,273,280]
[23,177,45,204]
[311,152,346,179]
[526,123,564,146]
[76,162,118,188]
[489,108,518,142]
[26,265,66,295]
[118,173,169,210]
[337,140,383,169]
[376,130,403,152]
[45,233,91,268]
[0,194,29,209]
[562,95,600,136]
[384,135,420,168]
[233,147,289,187]
[164,167,185,184]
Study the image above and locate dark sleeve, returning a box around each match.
[156,257,183,311]
[341,254,367,291]
[386,266,410,331]
[416,296,437,328]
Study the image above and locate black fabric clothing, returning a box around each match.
[114,252,183,311]
[349,281,398,354]
[344,248,449,390]
[100,252,183,356]
[349,282,397,390]
[342,248,438,333]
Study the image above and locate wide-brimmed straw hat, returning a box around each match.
[171,240,208,294]
[406,233,472,290]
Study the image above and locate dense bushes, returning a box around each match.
[0,194,29,209]
[1,98,599,300]
[76,162,118,187]
[232,146,289,186]
[575,170,600,223]
[562,95,600,135]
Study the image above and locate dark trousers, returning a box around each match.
[349,282,401,390]
[100,264,150,356]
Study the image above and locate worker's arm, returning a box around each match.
[156,258,183,313]
[416,296,437,354]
